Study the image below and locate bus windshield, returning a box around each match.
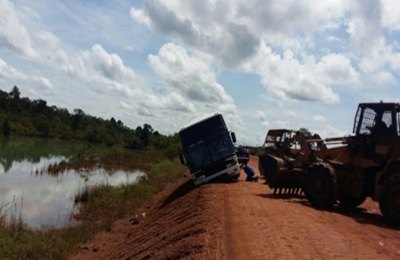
[186,129,235,172]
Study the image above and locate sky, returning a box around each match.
[1,0,400,146]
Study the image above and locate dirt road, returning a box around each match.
[72,156,400,259]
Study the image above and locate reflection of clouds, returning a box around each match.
[0,156,146,228]
[30,156,68,174]
[0,160,5,174]
[84,169,145,186]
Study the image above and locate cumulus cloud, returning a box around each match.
[131,0,364,104]
[0,58,26,79]
[50,44,144,99]
[148,42,237,113]
[316,54,359,86]
[0,58,52,89]
[238,0,349,41]
[382,0,400,30]
[131,0,260,67]
[313,115,327,123]
[147,42,247,138]
[254,110,266,121]
[345,0,400,86]
[0,0,38,59]
[139,91,196,113]
[130,0,354,65]
[119,101,133,110]
[346,0,384,57]
[370,71,395,86]
[130,0,400,106]
[86,44,139,82]
[246,44,359,103]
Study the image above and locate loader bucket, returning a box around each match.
[259,153,304,194]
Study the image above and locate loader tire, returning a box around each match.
[304,163,336,208]
[379,177,400,226]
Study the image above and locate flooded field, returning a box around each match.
[0,137,145,228]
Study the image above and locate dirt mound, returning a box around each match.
[71,177,220,259]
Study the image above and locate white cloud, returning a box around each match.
[0,58,52,89]
[130,7,152,27]
[0,58,26,79]
[254,110,266,121]
[370,71,395,86]
[131,0,259,67]
[317,54,359,86]
[147,42,249,140]
[140,91,196,112]
[131,0,364,105]
[119,101,133,110]
[317,124,347,138]
[346,1,384,57]
[313,115,327,123]
[130,0,353,65]
[247,43,350,103]
[148,42,237,113]
[0,0,38,59]
[49,44,145,99]
[137,107,154,117]
[345,0,400,87]
[382,0,400,30]
[87,44,139,82]
[261,120,270,128]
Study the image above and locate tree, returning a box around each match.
[9,86,20,100]
[72,109,86,132]
[32,99,48,114]
[2,120,11,136]
[9,86,21,112]
[299,127,312,138]
[34,115,50,137]
[86,129,101,144]
[141,124,153,147]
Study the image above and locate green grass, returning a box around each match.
[0,149,186,260]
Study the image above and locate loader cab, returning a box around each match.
[262,129,296,154]
[353,102,400,138]
[352,102,400,158]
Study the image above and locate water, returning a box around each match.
[0,138,145,228]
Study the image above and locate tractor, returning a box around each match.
[259,102,400,225]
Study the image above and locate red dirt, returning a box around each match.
[71,156,400,259]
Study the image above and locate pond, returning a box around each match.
[0,137,145,229]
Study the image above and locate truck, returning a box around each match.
[179,113,240,186]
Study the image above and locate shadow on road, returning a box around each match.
[256,193,399,230]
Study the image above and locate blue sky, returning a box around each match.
[1,0,400,145]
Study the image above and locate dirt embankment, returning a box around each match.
[72,156,400,259]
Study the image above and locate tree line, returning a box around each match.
[0,86,180,155]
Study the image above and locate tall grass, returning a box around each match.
[0,150,186,260]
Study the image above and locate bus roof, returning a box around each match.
[179,112,222,132]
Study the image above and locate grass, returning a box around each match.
[0,149,186,260]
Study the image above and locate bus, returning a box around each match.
[179,113,240,186]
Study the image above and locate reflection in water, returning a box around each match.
[0,156,145,229]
